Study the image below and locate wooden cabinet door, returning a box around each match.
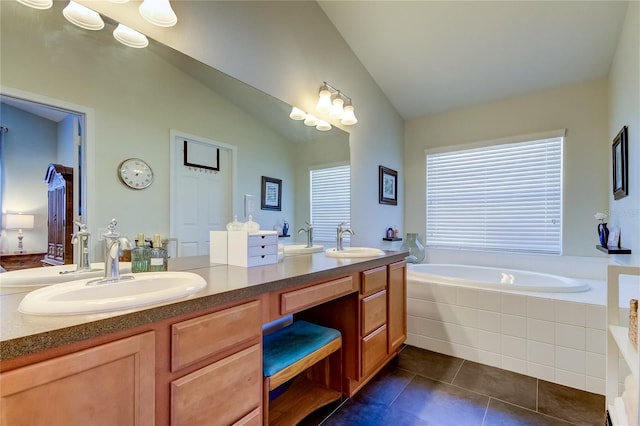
[388,261,407,353]
[0,332,155,426]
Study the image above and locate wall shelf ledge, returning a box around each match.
[596,245,632,254]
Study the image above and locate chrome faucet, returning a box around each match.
[297,221,314,248]
[89,219,133,285]
[336,222,354,251]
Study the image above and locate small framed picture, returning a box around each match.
[612,125,628,200]
[379,166,398,205]
[261,176,282,211]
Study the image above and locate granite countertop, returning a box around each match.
[0,251,405,361]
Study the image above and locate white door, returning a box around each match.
[170,133,233,257]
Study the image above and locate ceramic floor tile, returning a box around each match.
[352,363,415,406]
[396,345,464,383]
[452,360,538,410]
[320,398,430,426]
[483,398,575,426]
[390,375,489,425]
[537,380,605,426]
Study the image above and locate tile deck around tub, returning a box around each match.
[305,345,604,426]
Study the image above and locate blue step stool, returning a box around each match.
[263,320,342,425]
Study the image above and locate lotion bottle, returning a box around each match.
[148,234,167,272]
[131,233,150,273]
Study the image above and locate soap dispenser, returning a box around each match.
[148,233,167,272]
[131,233,150,273]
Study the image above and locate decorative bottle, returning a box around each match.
[131,233,150,273]
[148,234,167,272]
[400,233,426,263]
[598,222,609,247]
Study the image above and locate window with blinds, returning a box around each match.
[310,164,351,245]
[426,135,563,254]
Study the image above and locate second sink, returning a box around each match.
[325,247,385,258]
[283,244,324,256]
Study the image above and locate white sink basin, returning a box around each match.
[325,247,385,258]
[0,263,132,288]
[283,244,324,256]
[18,271,207,315]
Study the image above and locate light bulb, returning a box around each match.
[316,84,332,114]
[16,0,52,9]
[341,103,358,125]
[316,120,332,131]
[303,114,318,127]
[330,95,344,118]
[113,24,149,48]
[139,0,177,27]
[63,1,105,31]
[289,107,306,120]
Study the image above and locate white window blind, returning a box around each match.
[426,136,563,254]
[310,164,351,244]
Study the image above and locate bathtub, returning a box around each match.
[405,262,609,394]
[407,263,590,293]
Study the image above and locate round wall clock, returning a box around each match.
[117,158,153,189]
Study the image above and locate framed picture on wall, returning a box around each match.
[379,166,398,205]
[612,125,628,200]
[261,176,282,211]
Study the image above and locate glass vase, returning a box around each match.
[400,233,425,263]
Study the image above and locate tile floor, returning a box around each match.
[303,345,605,426]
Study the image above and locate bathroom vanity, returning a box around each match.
[0,251,406,425]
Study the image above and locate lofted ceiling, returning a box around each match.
[318,1,629,120]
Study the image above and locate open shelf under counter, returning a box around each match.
[609,325,639,379]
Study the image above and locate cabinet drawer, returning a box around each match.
[247,233,278,246]
[233,407,261,426]
[171,344,262,426]
[247,244,277,256]
[361,325,388,377]
[171,301,261,372]
[246,254,278,267]
[280,276,355,315]
[362,290,387,336]
[361,266,387,296]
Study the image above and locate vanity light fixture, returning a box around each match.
[15,0,52,10]
[315,82,358,125]
[63,1,105,31]
[113,24,149,48]
[139,0,177,27]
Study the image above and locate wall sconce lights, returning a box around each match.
[16,0,177,48]
[289,81,358,131]
[316,81,358,125]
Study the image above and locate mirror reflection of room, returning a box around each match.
[0,0,349,269]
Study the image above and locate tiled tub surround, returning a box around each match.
[407,266,637,396]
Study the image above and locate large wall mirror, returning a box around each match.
[0,1,349,266]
